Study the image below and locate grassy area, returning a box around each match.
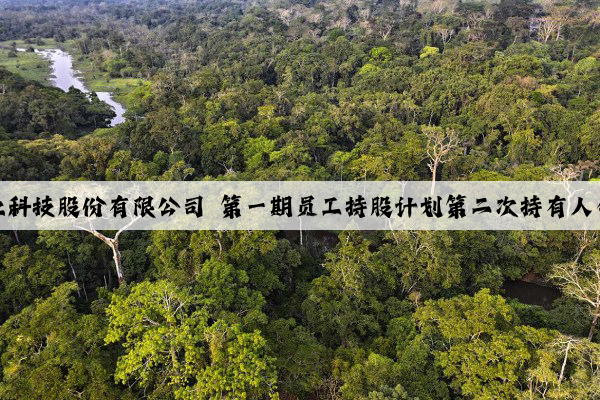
[0,48,50,83]
[0,42,54,83]
[0,38,60,83]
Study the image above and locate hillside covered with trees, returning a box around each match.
[0,0,600,398]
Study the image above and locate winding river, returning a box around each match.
[20,48,126,126]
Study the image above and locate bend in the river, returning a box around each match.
[21,48,126,126]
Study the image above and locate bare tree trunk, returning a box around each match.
[431,162,438,196]
[109,239,125,285]
[589,307,599,340]
[66,251,81,297]
[558,341,571,384]
[77,217,139,287]
[13,229,20,245]
[382,25,392,40]
[82,279,88,302]
[400,181,408,199]
[104,258,112,287]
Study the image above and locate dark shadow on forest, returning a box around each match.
[502,280,561,309]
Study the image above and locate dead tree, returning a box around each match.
[424,126,459,195]
[551,161,598,213]
[40,185,142,285]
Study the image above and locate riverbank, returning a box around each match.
[63,41,147,106]
[30,48,126,126]
[0,38,147,108]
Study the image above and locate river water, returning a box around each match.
[19,48,126,126]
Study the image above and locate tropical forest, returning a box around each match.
[0,0,600,398]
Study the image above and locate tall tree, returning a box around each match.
[550,250,600,340]
[423,126,459,195]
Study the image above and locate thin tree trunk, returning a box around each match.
[212,238,221,257]
[66,251,81,298]
[13,229,20,245]
[589,307,599,340]
[82,278,88,302]
[298,217,303,246]
[104,258,112,287]
[558,341,571,384]
[109,240,125,285]
[431,162,438,196]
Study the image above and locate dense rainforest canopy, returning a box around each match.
[0,0,600,398]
